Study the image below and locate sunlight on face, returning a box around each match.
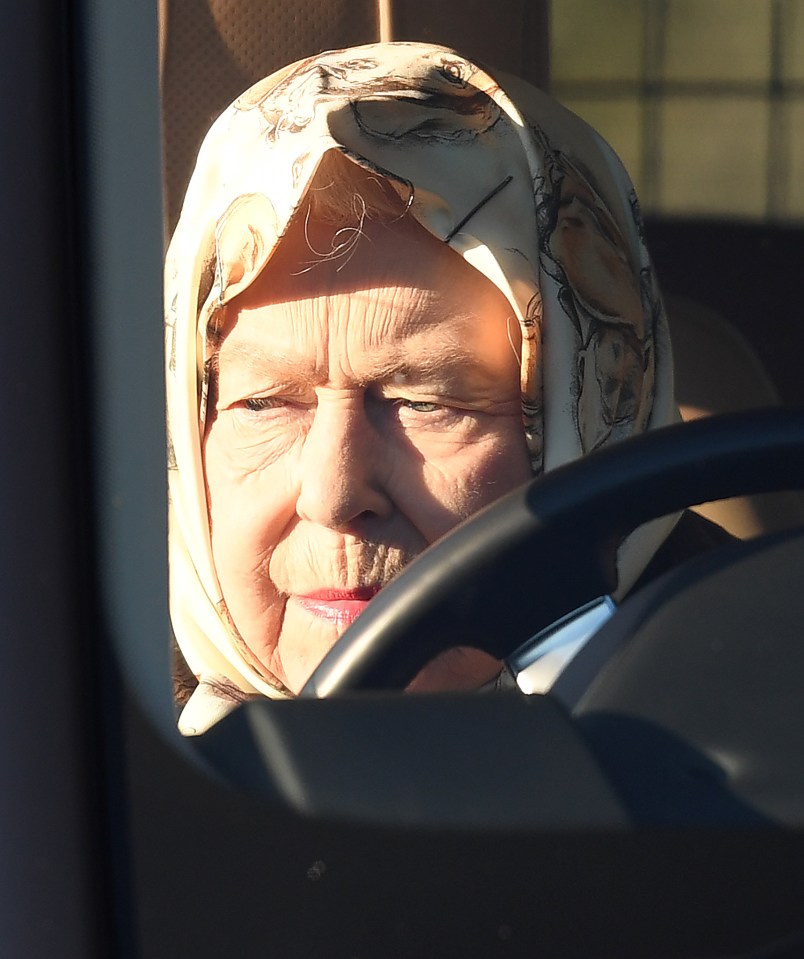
[203,213,532,693]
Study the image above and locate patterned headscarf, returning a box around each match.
[165,42,677,733]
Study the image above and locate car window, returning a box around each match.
[21,3,804,956]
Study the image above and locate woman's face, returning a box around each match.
[203,215,532,693]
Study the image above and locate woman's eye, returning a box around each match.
[242,396,282,412]
[399,399,441,413]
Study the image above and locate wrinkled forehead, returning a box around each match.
[242,222,444,305]
[223,206,522,356]
[235,164,497,305]
[204,148,529,356]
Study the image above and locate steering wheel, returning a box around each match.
[300,409,804,697]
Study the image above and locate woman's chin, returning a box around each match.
[264,603,502,696]
[275,603,347,694]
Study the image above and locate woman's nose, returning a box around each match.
[295,394,392,530]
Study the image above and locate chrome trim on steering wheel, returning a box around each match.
[506,596,616,695]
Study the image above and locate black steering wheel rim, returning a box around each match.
[300,409,804,697]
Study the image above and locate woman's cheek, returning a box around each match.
[399,438,529,542]
[209,410,307,473]
[205,429,302,582]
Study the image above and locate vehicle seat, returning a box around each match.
[159,0,549,235]
[669,294,804,537]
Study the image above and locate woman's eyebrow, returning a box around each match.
[219,336,502,385]
[375,355,493,386]
[219,340,316,379]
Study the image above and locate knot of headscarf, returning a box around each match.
[165,42,676,733]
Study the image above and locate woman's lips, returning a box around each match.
[294,587,380,627]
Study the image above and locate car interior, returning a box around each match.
[7,1,804,956]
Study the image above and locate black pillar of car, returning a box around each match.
[0,0,112,955]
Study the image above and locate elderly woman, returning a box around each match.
[166,42,705,735]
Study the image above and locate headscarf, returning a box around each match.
[165,42,677,734]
